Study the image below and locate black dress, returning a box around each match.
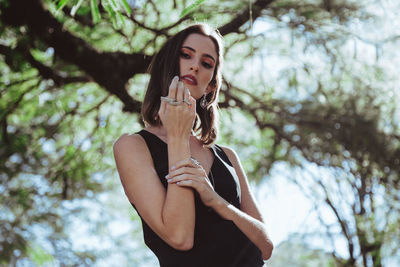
[131,130,264,267]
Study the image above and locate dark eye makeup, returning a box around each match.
[180,51,191,59]
[202,62,213,69]
[180,49,214,69]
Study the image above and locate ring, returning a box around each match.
[160,96,182,106]
[183,99,191,106]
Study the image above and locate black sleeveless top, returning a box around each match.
[132,130,264,267]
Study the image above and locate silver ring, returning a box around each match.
[160,96,176,103]
[160,96,182,106]
[170,100,182,106]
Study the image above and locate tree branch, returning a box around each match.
[218,0,276,35]
[0,43,90,86]
[1,0,152,113]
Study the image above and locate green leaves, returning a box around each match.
[27,244,54,266]
[90,0,100,24]
[56,0,69,9]
[70,0,84,16]
[55,0,131,26]
[120,0,131,16]
[180,0,206,18]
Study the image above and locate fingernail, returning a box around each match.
[185,88,190,95]
[167,179,172,183]
[176,182,181,185]
[173,76,179,81]
[165,174,170,179]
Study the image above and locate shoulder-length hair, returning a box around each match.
[141,23,224,146]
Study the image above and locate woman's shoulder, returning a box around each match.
[213,144,241,166]
[113,131,147,155]
[213,144,236,157]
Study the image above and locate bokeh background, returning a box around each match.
[1,0,399,266]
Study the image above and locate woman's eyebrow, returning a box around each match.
[182,46,216,63]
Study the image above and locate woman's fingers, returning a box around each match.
[166,165,204,180]
[166,76,185,102]
[167,173,212,190]
[169,174,214,197]
[168,76,179,100]
[189,95,196,112]
[167,158,217,207]
[176,80,185,101]
[166,164,212,190]
[158,99,167,117]
[167,173,199,184]
[170,158,198,171]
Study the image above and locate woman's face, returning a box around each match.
[179,33,218,100]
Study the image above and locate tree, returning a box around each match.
[0,0,399,265]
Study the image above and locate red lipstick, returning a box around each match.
[180,75,198,85]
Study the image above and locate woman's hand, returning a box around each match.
[165,158,219,207]
[158,76,196,140]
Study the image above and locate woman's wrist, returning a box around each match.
[210,195,233,220]
[167,136,191,170]
[167,136,190,148]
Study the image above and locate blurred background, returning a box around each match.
[0,0,399,266]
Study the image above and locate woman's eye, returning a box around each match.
[181,52,190,59]
[202,62,213,69]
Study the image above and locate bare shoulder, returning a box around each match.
[113,133,147,156]
[113,132,154,183]
[218,145,241,166]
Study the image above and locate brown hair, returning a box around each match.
[141,23,224,146]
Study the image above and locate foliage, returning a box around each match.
[0,0,399,265]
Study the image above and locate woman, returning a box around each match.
[113,23,273,266]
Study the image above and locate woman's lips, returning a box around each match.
[181,75,198,85]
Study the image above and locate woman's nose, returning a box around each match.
[190,62,199,72]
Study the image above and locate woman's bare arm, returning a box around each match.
[216,146,273,260]
[113,133,195,250]
[165,144,274,258]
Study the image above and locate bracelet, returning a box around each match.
[190,156,200,166]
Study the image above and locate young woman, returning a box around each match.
[113,23,273,266]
